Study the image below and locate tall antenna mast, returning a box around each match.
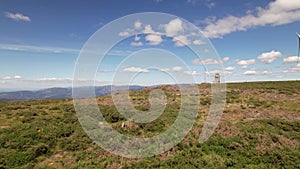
[297,32,300,64]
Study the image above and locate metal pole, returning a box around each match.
[297,33,300,64]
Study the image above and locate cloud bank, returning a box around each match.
[201,0,300,38]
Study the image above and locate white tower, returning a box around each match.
[214,73,220,83]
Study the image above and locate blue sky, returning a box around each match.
[0,0,300,90]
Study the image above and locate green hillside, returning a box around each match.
[0,81,299,168]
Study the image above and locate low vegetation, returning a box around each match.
[0,81,299,168]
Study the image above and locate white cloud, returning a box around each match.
[131,36,143,46]
[184,70,232,77]
[0,77,111,90]
[119,31,129,37]
[34,78,102,85]
[243,70,273,75]
[206,2,216,9]
[159,68,170,72]
[123,67,149,73]
[193,39,204,45]
[2,76,12,80]
[134,20,142,29]
[0,75,23,81]
[97,69,114,73]
[143,25,155,34]
[195,70,233,77]
[164,18,184,36]
[173,35,190,47]
[171,66,183,72]
[224,71,233,76]
[201,0,300,38]
[134,36,141,41]
[38,78,62,81]
[159,66,183,72]
[283,56,300,63]
[258,50,282,63]
[224,66,235,71]
[130,41,143,46]
[1,75,23,80]
[205,70,222,76]
[106,49,133,56]
[223,57,230,62]
[286,63,300,72]
[243,70,257,75]
[236,59,256,66]
[13,75,22,79]
[192,58,221,65]
[184,70,202,76]
[186,0,197,4]
[191,59,202,64]
[0,44,79,54]
[5,12,31,22]
[118,21,142,37]
[262,71,272,75]
[145,34,163,45]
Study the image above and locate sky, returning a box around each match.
[0,0,300,91]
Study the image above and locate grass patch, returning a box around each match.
[0,81,299,168]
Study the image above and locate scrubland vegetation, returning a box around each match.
[0,81,299,168]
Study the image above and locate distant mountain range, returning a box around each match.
[0,86,144,102]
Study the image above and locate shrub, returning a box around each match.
[33,143,49,157]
